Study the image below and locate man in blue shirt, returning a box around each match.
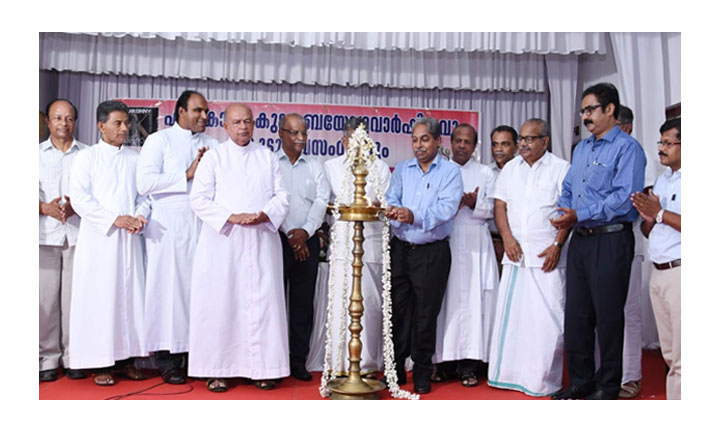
[551,83,646,400]
[385,116,463,394]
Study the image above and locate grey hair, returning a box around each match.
[343,116,367,138]
[279,113,307,130]
[412,116,441,139]
[96,100,129,124]
[525,118,550,138]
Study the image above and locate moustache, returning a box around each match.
[519,146,530,152]
[658,151,668,157]
[414,148,427,154]
[584,119,593,126]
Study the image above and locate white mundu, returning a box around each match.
[488,151,570,396]
[188,140,290,379]
[137,123,218,354]
[67,141,151,369]
[323,155,391,373]
[434,159,498,364]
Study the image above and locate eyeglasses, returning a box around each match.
[518,135,546,144]
[657,141,681,148]
[578,104,603,117]
[280,128,308,138]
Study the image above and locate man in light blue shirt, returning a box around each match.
[277,113,330,381]
[385,116,463,394]
[631,117,681,399]
[551,83,646,400]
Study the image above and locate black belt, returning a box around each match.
[653,259,681,270]
[574,223,632,237]
[395,237,448,250]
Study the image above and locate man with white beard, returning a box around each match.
[432,124,498,387]
[67,100,151,386]
[137,90,218,384]
[188,103,290,392]
[323,117,391,378]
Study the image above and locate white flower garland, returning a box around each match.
[319,126,418,400]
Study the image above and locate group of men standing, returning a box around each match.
[39,82,681,399]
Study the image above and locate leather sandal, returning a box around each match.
[460,371,479,387]
[94,371,115,386]
[206,378,228,392]
[254,380,276,390]
[116,364,147,381]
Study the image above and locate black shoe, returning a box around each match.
[161,367,186,385]
[39,369,58,382]
[551,386,589,400]
[63,368,87,379]
[414,381,431,394]
[584,389,618,400]
[290,366,312,381]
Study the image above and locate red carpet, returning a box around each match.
[39,349,667,400]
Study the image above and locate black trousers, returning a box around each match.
[565,228,634,396]
[154,350,186,374]
[390,237,451,384]
[280,232,320,369]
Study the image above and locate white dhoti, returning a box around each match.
[488,264,566,396]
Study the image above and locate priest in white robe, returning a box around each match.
[136,90,218,384]
[67,100,150,386]
[432,124,499,387]
[323,117,391,377]
[488,119,571,396]
[188,103,290,392]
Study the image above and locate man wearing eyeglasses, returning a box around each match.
[551,83,646,400]
[631,118,681,399]
[277,113,331,381]
[137,90,218,385]
[487,118,570,396]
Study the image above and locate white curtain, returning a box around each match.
[57,71,547,163]
[545,54,579,162]
[609,32,668,186]
[41,33,546,91]
[72,32,608,54]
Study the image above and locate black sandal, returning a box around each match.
[460,371,479,387]
[206,378,228,392]
[254,380,276,390]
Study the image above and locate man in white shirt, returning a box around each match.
[137,90,218,384]
[631,117,681,399]
[188,103,290,392]
[67,100,151,386]
[486,126,519,272]
[432,124,499,387]
[323,117,391,378]
[277,113,331,381]
[488,118,571,396]
[39,98,88,382]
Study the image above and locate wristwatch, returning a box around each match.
[655,208,665,224]
[553,241,564,249]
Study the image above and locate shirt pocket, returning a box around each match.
[587,161,614,190]
[535,181,559,206]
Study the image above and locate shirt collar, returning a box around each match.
[279,147,306,165]
[591,125,621,144]
[42,138,81,153]
[518,150,549,168]
[408,152,442,172]
[172,122,193,137]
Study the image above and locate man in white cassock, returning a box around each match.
[67,100,151,386]
[432,124,498,387]
[136,90,218,385]
[323,117,390,378]
[487,118,570,396]
[188,103,290,392]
